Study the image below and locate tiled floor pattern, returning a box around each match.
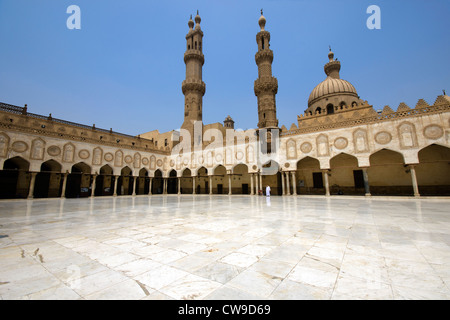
[1,195,450,300]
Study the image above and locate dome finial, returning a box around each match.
[194,10,201,28]
[328,46,334,62]
[258,9,266,31]
[188,14,194,29]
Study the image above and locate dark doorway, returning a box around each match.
[242,183,249,194]
[217,184,223,194]
[353,170,365,189]
[313,172,324,189]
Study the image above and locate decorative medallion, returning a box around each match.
[285,163,290,168]
[104,152,114,162]
[47,146,61,156]
[236,151,244,161]
[334,137,348,150]
[78,149,90,159]
[374,131,392,145]
[183,157,189,166]
[423,125,444,140]
[215,153,223,162]
[170,159,175,167]
[156,159,163,167]
[11,141,28,153]
[124,155,133,164]
[300,142,312,154]
[142,157,149,165]
[252,165,258,170]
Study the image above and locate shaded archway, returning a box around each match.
[416,144,450,195]
[168,169,178,194]
[137,168,150,195]
[66,162,91,198]
[213,165,226,194]
[34,160,62,198]
[0,157,30,199]
[329,153,363,195]
[368,149,412,195]
[261,160,281,195]
[180,168,192,194]
[232,164,250,194]
[117,166,133,196]
[152,169,163,194]
[196,167,208,194]
[296,157,323,195]
[95,165,114,196]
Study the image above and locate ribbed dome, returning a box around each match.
[308,77,358,107]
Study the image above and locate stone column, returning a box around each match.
[285,172,291,195]
[90,174,97,198]
[259,173,262,195]
[209,176,213,195]
[192,176,196,194]
[409,165,420,197]
[148,177,153,195]
[60,172,68,198]
[113,175,119,196]
[291,171,297,195]
[281,171,285,195]
[323,170,330,196]
[362,167,371,196]
[27,172,37,200]
[178,178,181,195]
[250,173,254,195]
[163,178,167,194]
[228,172,232,195]
[131,176,136,196]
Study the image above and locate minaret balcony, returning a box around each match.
[255,49,274,64]
[254,77,278,95]
[184,50,205,65]
[182,79,206,95]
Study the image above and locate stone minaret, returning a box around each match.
[181,12,206,130]
[254,11,279,129]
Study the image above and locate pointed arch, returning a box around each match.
[416,144,450,195]
[0,156,30,199]
[368,148,412,195]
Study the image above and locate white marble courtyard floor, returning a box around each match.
[1,194,450,300]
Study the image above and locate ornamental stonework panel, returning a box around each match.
[286,139,297,159]
[78,149,90,160]
[150,155,156,169]
[423,124,444,140]
[11,141,28,153]
[47,146,61,157]
[30,138,45,160]
[0,133,10,157]
[300,142,312,154]
[316,134,329,157]
[92,147,103,165]
[133,153,141,168]
[334,137,348,150]
[353,129,369,153]
[63,143,75,163]
[398,122,418,149]
[114,150,123,167]
[374,131,392,145]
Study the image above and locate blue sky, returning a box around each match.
[0,0,449,135]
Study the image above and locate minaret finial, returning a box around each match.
[261,9,263,15]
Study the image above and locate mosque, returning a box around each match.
[1,12,449,199]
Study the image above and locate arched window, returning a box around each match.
[195,41,197,50]
[315,107,322,115]
[262,38,265,50]
[326,104,334,114]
